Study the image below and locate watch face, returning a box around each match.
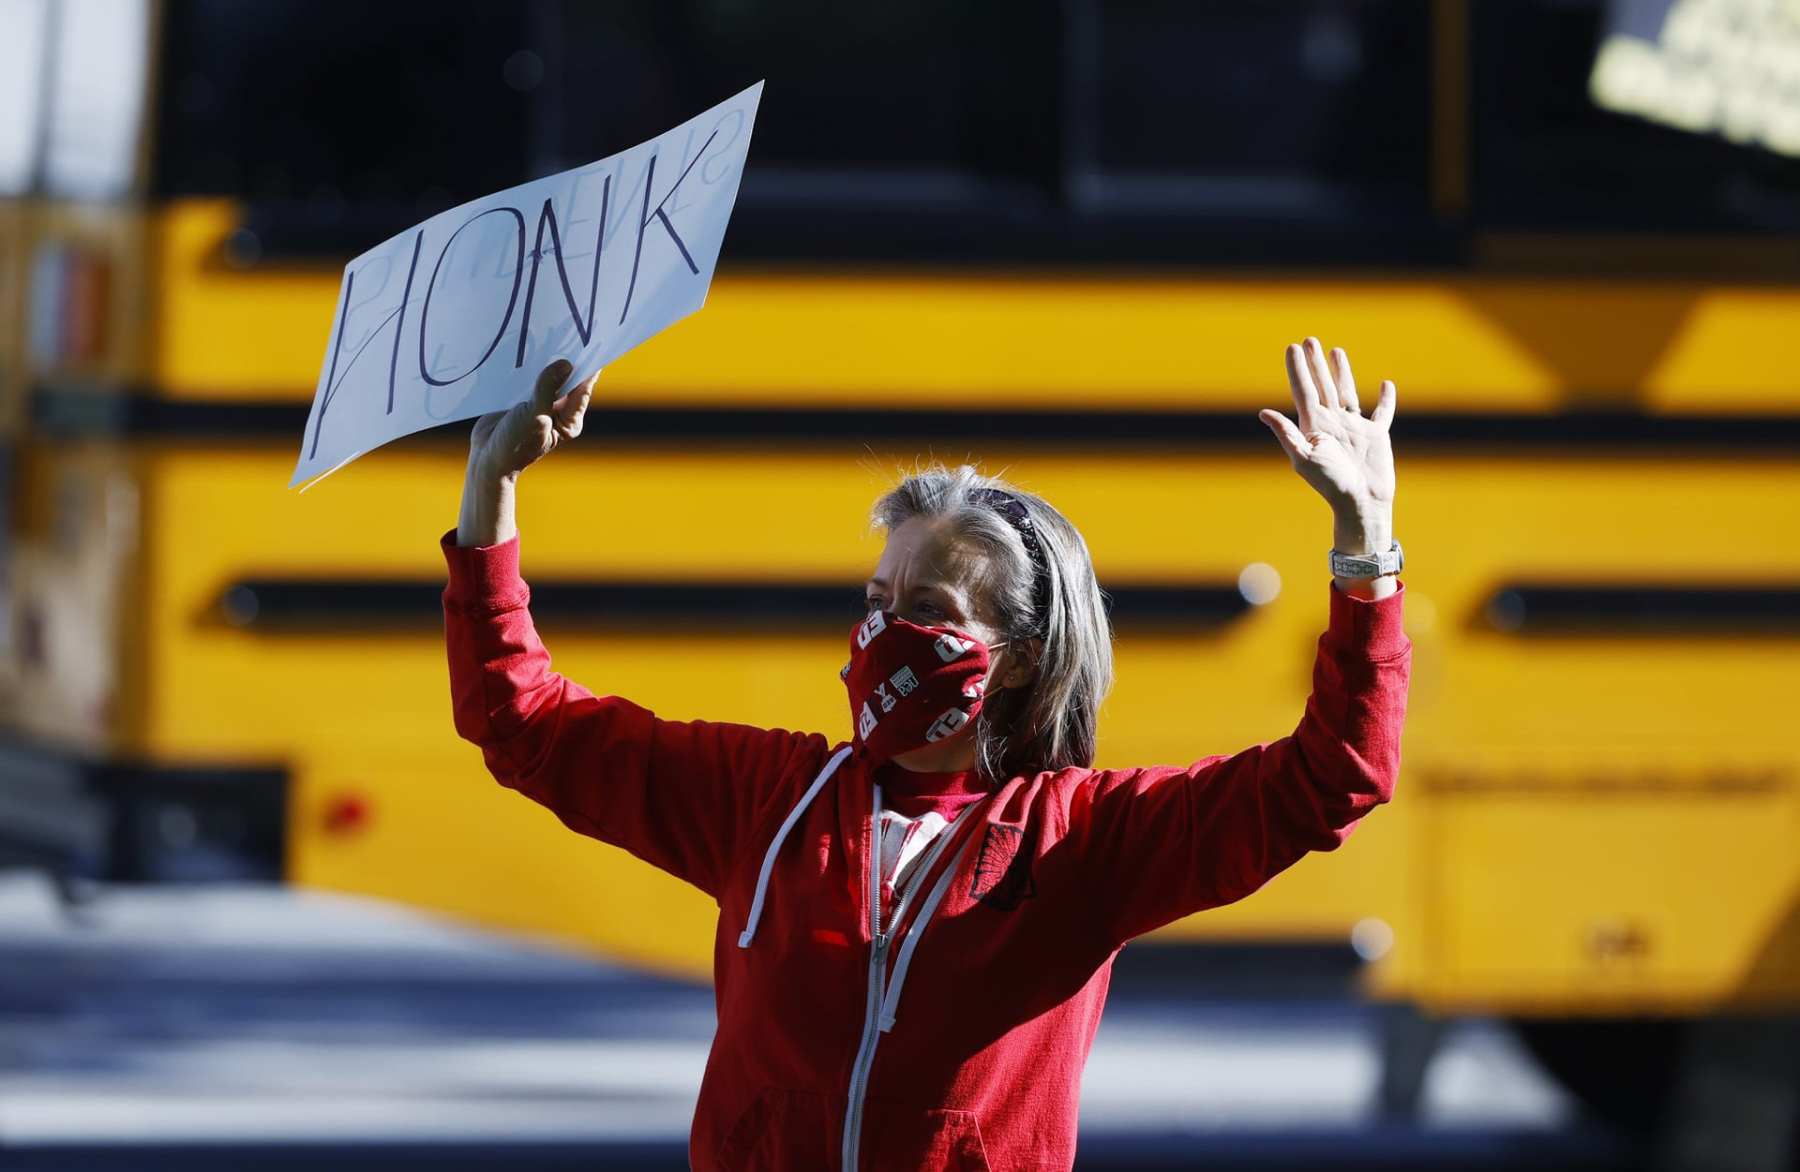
[1331,542,1400,577]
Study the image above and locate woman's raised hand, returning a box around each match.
[468,358,599,482]
[1258,338,1397,523]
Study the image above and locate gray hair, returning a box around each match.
[870,463,1114,783]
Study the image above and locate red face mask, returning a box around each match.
[841,609,994,765]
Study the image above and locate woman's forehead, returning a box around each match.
[873,517,986,590]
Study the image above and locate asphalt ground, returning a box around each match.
[0,875,1638,1170]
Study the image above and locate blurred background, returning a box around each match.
[1,0,1798,1169]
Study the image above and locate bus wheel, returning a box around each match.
[1511,1017,1687,1136]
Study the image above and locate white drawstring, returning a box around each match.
[879,823,980,1032]
[737,746,853,948]
[876,802,977,946]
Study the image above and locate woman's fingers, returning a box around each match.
[1258,408,1307,465]
[1304,337,1340,412]
[553,384,590,439]
[1331,347,1359,413]
[1284,343,1318,434]
[470,409,504,442]
[554,369,600,438]
[1371,379,1397,430]
[531,357,574,417]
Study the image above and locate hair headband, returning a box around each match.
[970,487,1052,637]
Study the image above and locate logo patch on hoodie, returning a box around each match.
[970,824,1036,910]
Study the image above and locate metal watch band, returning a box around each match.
[1328,537,1403,579]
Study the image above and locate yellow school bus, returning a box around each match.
[3,0,1797,1134]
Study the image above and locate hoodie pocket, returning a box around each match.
[714,1086,834,1170]
[861,1100,992,1172]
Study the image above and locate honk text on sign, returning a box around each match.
[291,81,763,488]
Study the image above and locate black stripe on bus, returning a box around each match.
[31,386,1800,453]
[1483,583,1800,635]
[215,579,1251,633]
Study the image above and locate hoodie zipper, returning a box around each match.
[841,783,886,1171]
[840,789,977,1171]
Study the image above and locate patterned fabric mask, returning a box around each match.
[841,610,994,765]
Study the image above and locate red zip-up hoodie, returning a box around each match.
[441,529,1411,1171]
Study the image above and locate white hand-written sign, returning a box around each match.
[291,81,764,488]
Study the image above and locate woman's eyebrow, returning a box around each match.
[866,577,963,605]
[921,582,967,611]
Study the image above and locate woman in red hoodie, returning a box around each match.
[442,337,1410,1171]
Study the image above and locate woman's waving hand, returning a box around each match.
[1258,337,1399,597]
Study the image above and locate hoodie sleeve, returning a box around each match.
[440,528,830,901]
[1065,577,1411,949]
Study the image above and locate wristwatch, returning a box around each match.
[1329,537,1403,579]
